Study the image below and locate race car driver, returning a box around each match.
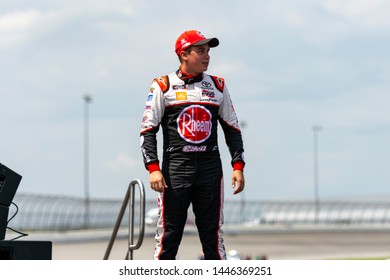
[140,30,245,260]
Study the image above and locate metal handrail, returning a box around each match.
[103,179,145,260]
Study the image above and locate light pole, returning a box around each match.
[312,125,323,223]
[83,94,92,228]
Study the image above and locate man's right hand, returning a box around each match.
[149,170,167,192]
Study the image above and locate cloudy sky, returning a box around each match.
[1,0,389,202]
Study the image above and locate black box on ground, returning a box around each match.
[0,241,52,260]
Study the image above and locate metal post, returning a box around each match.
[127,179,145,260]
[83,94,92,228]
[128,183,135,260]
[312,125,323,223]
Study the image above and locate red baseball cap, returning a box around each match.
[175,30,219,56]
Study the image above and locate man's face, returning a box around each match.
[182,44,210,74]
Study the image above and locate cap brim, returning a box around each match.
[193,37,219,48]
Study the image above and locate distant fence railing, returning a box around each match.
[7,193,390,231]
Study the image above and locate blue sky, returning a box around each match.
[1,0,390,201]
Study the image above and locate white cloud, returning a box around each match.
[0,1,137,50]
[106,153,139,171]
[0,10,42,48]
[319,0,390,28]
[0,10,41,31]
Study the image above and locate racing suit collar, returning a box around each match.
[176,67,203,85]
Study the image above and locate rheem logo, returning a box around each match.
[177,105,212,144]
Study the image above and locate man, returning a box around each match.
[140,30,245,260]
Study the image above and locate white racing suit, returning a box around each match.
[140,70,245,259]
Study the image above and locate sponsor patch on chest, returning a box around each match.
[175,91,187,101]
[177,105,212,144]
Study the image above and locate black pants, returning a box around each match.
[154,156,226,260]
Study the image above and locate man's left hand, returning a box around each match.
[231,170,245,195]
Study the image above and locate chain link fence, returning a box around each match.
[7,193,390,231]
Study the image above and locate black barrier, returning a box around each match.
[0,163,22,206]
[0,163,22,240]
[0,205,9,240]
[0,241,52,260]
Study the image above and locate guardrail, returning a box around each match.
[8,194,390,231]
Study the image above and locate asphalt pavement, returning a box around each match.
[23,226,390,260]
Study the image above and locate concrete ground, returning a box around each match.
[22,226,390,260]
